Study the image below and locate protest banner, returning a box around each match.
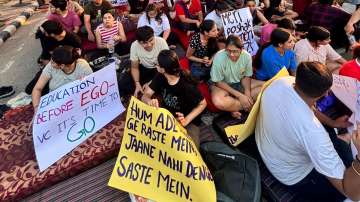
[221,7,259,56]
[110,0,128,7]
[330,74,359,157]
[108,97,216,202]
[225,68,289,146]
[32,62,125,172]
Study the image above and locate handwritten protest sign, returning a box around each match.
[225,68,289,146]
[32,63,125,171]
[221,7,259,56]
[331,74,358,113]
[330,74,359,157]
[110,0,128,7]
[108,97,216,202]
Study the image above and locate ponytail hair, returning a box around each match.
[158,49,198,84]
[158,49,181,75]
[51,45,80,65]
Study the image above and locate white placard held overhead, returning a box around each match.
[221,7,259,56]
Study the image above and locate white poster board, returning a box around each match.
[221,7,259,56]
[331,74,359,157]
[110,0,128,7]
[32,63,125,171]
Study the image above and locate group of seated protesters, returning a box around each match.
[28,0,360,201]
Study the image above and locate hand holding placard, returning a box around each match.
[108,97,216,202]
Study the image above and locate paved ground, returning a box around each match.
[0,11,46,104]
[0,0,38,29]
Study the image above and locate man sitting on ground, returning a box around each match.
[118,26,169,97]
[83,0,112,42]
[256,61,360,201]
[36,20,82,66]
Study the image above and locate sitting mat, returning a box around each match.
[0,105,126,201]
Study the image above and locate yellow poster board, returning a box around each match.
[108,97,216,202]
[225,68,289,146]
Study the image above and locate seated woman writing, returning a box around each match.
[32,46,93,113]
[94,10,129,56]
[210,35,264,119]
[142,50,207,148]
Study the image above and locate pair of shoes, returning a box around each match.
[0,86,15,99]
[7,92,32,108]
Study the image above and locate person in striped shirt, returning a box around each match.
[95,10,130,55]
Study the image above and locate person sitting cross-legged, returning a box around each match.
[210,35,264,119]
[118,26,169,97]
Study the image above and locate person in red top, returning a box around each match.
[174,0,203,33]
[339,45,360,80]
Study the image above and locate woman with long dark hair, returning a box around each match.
[186,19,219,81]
[142,49,207,148]
[255,28,297,81]
[137,3,178,46]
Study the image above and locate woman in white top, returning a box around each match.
[137,3,178,46]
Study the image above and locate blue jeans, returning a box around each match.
[285,125,351,202]
[190,62,210,81]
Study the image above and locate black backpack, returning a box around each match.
[200,142,261,202]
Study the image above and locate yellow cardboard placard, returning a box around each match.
[108,97,216,202]
[225,68,289,146]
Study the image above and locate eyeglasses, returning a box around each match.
[226,48,242,54]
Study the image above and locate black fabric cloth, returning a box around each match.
[159,31,179,46]
[38,31,82,60]
[0,104,10,119]
[25,69,49,96]
[149,73,204,125]
[117,64,157,96]
[128,0,149,14]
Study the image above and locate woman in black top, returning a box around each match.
[142,50,207,148]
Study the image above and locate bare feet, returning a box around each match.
[231,111,242,119]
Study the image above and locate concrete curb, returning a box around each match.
[0,2,38,46]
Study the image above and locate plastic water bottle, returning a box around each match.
[108,38,114,55]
